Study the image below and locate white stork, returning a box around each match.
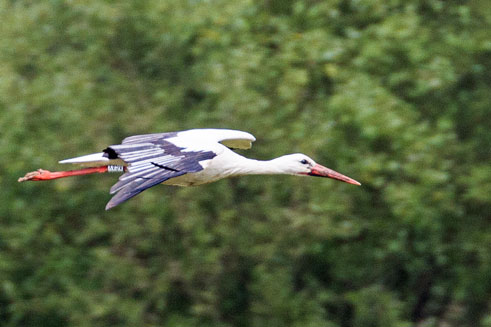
[18,129,360,210]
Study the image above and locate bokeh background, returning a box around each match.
[1,1,490,326]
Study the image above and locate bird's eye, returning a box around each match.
[300,159,309,165]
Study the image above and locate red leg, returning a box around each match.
[18,166,112,182]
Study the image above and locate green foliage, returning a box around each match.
[1,0,490,326]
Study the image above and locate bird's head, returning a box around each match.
[273,153,361,185]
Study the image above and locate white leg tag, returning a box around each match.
[108,165,124,173]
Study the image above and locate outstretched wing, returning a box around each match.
[167,129,256,150]
[104,134,216,210]
[122,129,256,149]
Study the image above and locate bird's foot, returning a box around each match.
[18,169,52,182]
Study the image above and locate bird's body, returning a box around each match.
[19,128,360,210]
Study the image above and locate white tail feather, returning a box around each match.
[59,153,109,164]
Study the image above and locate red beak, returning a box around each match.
[308,164,361,185]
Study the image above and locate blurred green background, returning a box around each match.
[1,1,490,326]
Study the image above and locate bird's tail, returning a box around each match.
[58,152,124,166]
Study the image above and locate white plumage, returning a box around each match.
[19,128,360,210]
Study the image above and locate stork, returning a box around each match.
[18,129,360,210]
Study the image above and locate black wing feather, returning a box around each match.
[104,136,215,210]
[105,170,186,210]
[121,132,178,144]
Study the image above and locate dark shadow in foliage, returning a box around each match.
[109,15,197,82]
[218,253,252,327]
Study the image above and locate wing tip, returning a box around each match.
[104,192,127,210]
[105,201,116,210]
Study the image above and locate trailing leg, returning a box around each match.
[17,166,121,182]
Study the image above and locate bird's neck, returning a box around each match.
[230,156,285,176]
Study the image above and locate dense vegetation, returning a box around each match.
[1,0,490,326]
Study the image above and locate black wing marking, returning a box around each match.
[104,137,215,210]
[105,170,186,210]
[121,132,178,145]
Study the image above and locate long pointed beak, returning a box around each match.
[308,164,361,185]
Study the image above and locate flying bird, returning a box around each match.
[19,129,360,210]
